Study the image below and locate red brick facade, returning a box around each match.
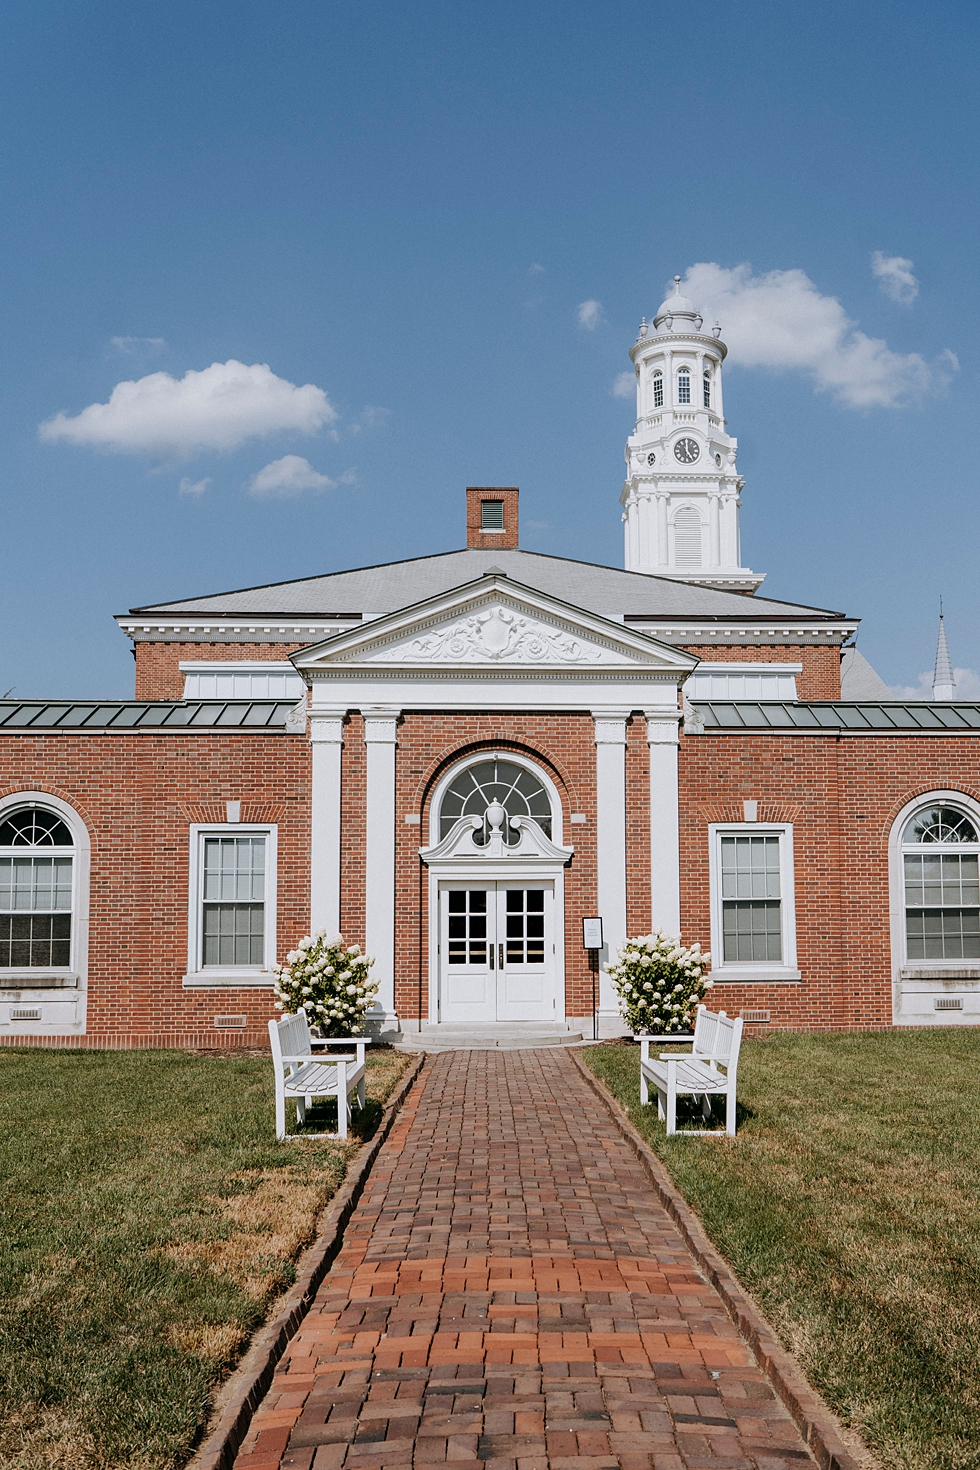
[465,486,520,550]
[5,704,978,1048]
[134,641,303,700]
[677,643,842,700]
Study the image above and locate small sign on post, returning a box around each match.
[582,917,603,1040]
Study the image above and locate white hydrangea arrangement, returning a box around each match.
[606,929,712,1035]
[272,930,378,1037]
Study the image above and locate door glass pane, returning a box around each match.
[504,889,546,964]
[446,890,488,965]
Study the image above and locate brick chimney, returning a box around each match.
[466,487,519,550]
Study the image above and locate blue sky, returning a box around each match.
[1,0,977,698]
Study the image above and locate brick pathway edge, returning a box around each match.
[187,1052,428,1470]
[570,1048,874,1470]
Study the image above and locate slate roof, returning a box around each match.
[693,701,980,731]
[0,700,296,730]
[129,548,846,623]
[839,647,892,700]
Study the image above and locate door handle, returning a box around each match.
[489,943,494,969]
[498,943,504,969]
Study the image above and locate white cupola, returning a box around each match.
[620,276,764,593]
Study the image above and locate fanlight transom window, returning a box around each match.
[0,806,74,968]
[439,758,553,846]
[902,804,979,961]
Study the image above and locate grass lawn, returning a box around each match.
[583,1031,980,1470]
[0,1045,408,1470]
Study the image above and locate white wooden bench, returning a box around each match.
[268,1013,368,1140]
[639,1005,743,1136]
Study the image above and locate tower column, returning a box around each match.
[363,710,400,1036]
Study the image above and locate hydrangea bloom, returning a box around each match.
[604,929,712,1035]
[272,928,378,1037]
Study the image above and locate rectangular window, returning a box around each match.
[185,825,277,983]
[904,852,980,960]
[677,373,691,404]
[481,500,505,529]
[202,836,265,965]
[652,375,664,408]
[703,374,711,407]
[0,856,72,966]
[709,824,798,979]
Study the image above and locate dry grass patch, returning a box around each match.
[0,1045,408,1470]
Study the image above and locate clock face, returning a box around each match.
[674,437,700,465]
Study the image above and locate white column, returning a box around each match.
[593,711,629,1034]
[309,712,345,936]
[363,710,400,1035]
[657,492,669,567]
[647,705,682,936]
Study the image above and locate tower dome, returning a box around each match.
[653,276,702,332]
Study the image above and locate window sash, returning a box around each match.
[0,855,73,913]
[904,851,980,959]
[200,835,267,968]
[652,375,664,407]
[703,374,711,407]
[718,833,785,965]
[677,372,691,404]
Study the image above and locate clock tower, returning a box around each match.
[621,277,764,592]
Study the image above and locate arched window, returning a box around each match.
[673,507,702,567]
[902,803,980,960]
[652,370,664,408]
[677,369,691,404]
[438,756,553,846]
[0,804,76,969]
[703,371,711,408]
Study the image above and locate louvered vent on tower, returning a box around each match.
[673,508,702,567]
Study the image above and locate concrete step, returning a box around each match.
[396,1024,587,1053]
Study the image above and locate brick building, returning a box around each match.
[3,282,978,1046]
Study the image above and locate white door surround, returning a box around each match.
[419,795,573,1029]
[438,880,555,1025]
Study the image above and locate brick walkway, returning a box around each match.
[234,1049,816,1470]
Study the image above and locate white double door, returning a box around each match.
[439,880,555,1025]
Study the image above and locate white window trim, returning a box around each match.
[708,822,801,983]
[426,750,564,848]
[183,823,278,988]
[889,790,980,984]
[0,791,89,996]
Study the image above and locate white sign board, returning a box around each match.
[582,917,603,950]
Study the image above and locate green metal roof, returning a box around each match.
[693,701,980,732]
[0,700,297,731]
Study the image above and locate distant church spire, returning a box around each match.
[933,602,956,701]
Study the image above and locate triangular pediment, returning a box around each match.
[291,574,698,674]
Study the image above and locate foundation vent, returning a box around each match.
[10,1007,42,1021]
[213,1014,248,1029]
[935,997,964,1012]
[740,1008,771,1023]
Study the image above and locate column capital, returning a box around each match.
[592,710,630,744]
[645,708,682,746]
[308,711,346,744]
[362,709,401,744]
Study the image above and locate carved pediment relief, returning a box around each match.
[352,603,641,668]
[419,813,574,866]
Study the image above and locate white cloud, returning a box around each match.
[111,335,167,354]
[611,370,635,399]
[871,252,918,305]
[179,476,211,496]
[888,667,980,701]
[39,360,337,457]
[679,262,956,409]
[528,262,545,275]
[577,299,604,331]
[248,455,337,499]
